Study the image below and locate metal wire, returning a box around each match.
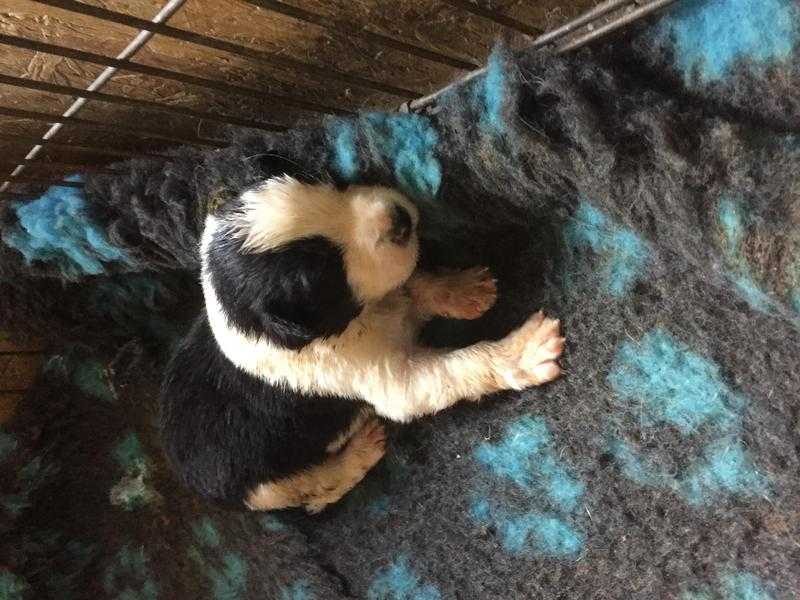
[30,0,420,99]
[400,0,681,113]
[0,0,189,193]
[1,0,681,192]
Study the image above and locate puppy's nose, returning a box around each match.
[389,204,413,246]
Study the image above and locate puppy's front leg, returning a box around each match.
[371,311,564,421]
[408,267,497,321]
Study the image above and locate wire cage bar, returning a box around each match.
[0,0,680,196]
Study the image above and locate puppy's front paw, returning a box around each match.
[498,311,564,390]
[445,267,497,320]
[426,267,497,320]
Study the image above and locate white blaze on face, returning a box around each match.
[228,176,420,302]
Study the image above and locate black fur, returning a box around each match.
[160,314,362,505]
[206,222,362,350]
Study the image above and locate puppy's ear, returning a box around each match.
[208,233,362,350]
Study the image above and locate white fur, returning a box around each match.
[201,225,563,423]
[229,177,420,302]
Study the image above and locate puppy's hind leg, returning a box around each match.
[245,419,386,514]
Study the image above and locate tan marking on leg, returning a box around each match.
[245,418,386,514]
[325,406,373,453]
[408,267,497,320]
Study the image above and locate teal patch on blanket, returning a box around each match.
[791,289,800,313]
[471,499,583,558]
[109,432,160,511]
[368,555,441,600]
[564,202,650,297]
[608,329,744,434]
[364,113,441,200]
[473,48,507,133]
[721,572,776,600]
[258,514,288,533]
[329,120,360,181]
[103,544,158,600]
[280,580,312,600]
[1,175,133,278]
[608,438,671,487]
[473,417,585,557]
[660,0,799,83]
[683,571,776,600]
[0,569,29,600]
[367,494,390,517]
[44,352,116,403]
[475,416,584,512]
[192,517,223,548]
[608,329,770,506]
[681,439,769,506]
[717,198,776,312]
[188,518,249,600]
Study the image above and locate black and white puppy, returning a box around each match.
[160,177,564,513]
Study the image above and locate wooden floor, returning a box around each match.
[0,0,600,184]
[0,334,44,423]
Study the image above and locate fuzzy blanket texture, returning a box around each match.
[2,0,800,598]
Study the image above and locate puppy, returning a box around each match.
[160,177,564,513]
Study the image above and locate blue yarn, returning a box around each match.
[103,544,158,600]
[680,438,769,506]
[608,329,770,505]
[721,572,775,600]
[475,416,584,512]
[717,198,776,313]
[607,438,670,487]
[659,0,799,83]
[211,553,249,600]
[258,514,287,533]
[368,556,441,600]
[683,572,776,600]
[718,198,746,249]
[474,47,507,133]
[681,588,714,600]
[608,329,744,434]
[187,519,249,600]
[564,202,650,298]
[73,359,115,402]
[791,289,800,313]
[367,494,390,517]
[2,175,133,278]
[0,570,29,600]
[329,120,360,181]
[280,580,313,600]
[730,275,773,312]
[192,517,222,548]
[471,499,583,558]
[44,352,116,402]
[112,433,146,472]
[611,437,768,506]
[364,113,441,200]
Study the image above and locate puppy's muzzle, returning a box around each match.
[389,204,413,246]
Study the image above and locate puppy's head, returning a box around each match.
[201,176,419,349]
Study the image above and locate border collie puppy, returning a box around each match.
[160,177,564,513]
